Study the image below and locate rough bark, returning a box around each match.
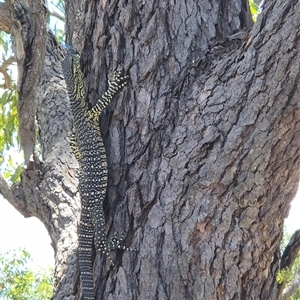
[82,0,300,299]
[4,0,48,165]
[0,2,12,33]
[0,0,300,299]
[1,30,80,299]
[0,1,80,298]
[64,0,85,52]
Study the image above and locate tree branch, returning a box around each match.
[64,0,85,52]
[0,174,31,218]
[0,2,12,34]
[4,0,48,165]
[0,171,34,218]
[281,230,300,270]
[0,56,16,89]
[282,265,300,300]
[49,9,65,22]
[277,230,300,299]
[0,175,14,202]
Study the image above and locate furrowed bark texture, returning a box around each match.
[0,2,11,33]
[5,0,47,165]
[0,1,82,298]
[1,0,300,299]
[35,33,80,300]
[3,31,80,299]
[64,0,85,52]
[80,0,300,299]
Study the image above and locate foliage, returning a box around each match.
[277,267,294,285]
[50,0,65,14]
[48,0,65,43]
[249,0,260,22]
[0,90,18,154]
[0,34,7,54]
[0,249,53,300]
[52,26,65,44]
[0,0,66,182]
[277,231,300,299]
[0,32,22,183]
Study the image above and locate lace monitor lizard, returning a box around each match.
[62,48,129,300]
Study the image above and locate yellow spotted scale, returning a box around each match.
[62,48,130,300]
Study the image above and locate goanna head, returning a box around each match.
[62,47,85,100]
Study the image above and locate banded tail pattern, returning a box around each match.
[62,47,131,299]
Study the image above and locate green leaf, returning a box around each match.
[54,28,65,43]
[11,163,22,183]
[0,32,8,53]
[249,0,260,22]
[0,249,53,300]
[3,170,11,179]
[8,155,13,168]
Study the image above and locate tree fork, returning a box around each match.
[1,0,300,299]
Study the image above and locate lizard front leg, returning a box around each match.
[89,70,127,117]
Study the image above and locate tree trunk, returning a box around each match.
[1,0,300,299]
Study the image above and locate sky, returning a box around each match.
[0,196,54,268]
[284,191,300,234]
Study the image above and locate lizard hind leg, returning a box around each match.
[91,204,134,266]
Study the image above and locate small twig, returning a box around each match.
[0,56,16,89]
[49,10,65,22]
